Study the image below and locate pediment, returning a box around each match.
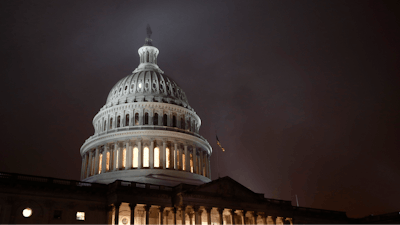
[184,176,264,201]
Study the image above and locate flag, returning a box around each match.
[216,135,225,152]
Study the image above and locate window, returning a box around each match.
[181,117,185,129]
[53,210,62,220]
[163,114,168,126]
[154,147,160,167]
[173,115,177,127]
[116,149,119,169]
[22,208,32,218]
[187,119,191,131]
[166,147,170,168]
[154,113,158,125]
[133,147,138,168]
[106,151,110,171]
[135,113,139,125]
[110,118,113,129]
[143,147,149,167]
[98,154,103,174]
[176,149,180,169]
[190,153,193,173]
[117,116,121,128]
[122,148,126,168]
[182,153,186,170]
[76,212,85,221]
[144,112,149,125]
[125,114,129,126]
[104,120,106,131]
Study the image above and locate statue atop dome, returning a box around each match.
[145,24,153,46]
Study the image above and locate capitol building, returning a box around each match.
[0,32,398,224]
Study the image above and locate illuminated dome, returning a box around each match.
[79,34,212,186]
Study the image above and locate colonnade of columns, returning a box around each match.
[111,203,293,225]
[81,138,211,180]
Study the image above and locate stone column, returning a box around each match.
[174,142,178,170]
[159,206,165,225]
[102,145,108,173]
[129,203,136,225]
[230,209,236,225]
[158,113,163,126]
[81,154,87,179]
[199,150,203,175]
[150,139,154,169]
[113,143,118,170]
[205,207,212,225]
[268,216,277,225]
[217,208,224,225]
[118,143,123,169]
[181,206,186,225]
[126,141,132,170]
[139,109,144,125]
[252,211,257,225]
[86,151,93,177]
[164,209,169,225]
[192,147,197,174]
[172,207,177,225]
[184,145,189,172]
[114,202,121,225]
[179,145,183,170]
[162,140,167,169]
[145,205,151,225]
[138,139,143,169]
[94,147,100,175]
[242,210,247,225]
[193,206,201,225]
[261,213,266,225]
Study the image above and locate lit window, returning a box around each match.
[143,147,149,167]
[154,147,160,167]
[106,152,110,171]
[22,208,32,218]
[76,212,85,221]
[190,154,193,173]
[138,83,142,88]
[133,147,138,168]
[122,148,126,168]
[182,153,186,170]
[99,154,103,174]
[177,150,180,169]
[116,150,119,169]
[166,147,170,168]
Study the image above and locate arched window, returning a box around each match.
[135,113,139,125]
[110,118,113,129]
[104,120,106,131]
[163,114,168,126]
[187,119,191,131]
[166,147,171,168]
[181,117,185,129]
[117,116,121,128]
[106,151,110,171]
[154,113,159,125]
[172,115,177,127]
[125,114,129,126]
[143,147,149,167]
[122,148,126,168]
[154,147,160,168]
[98,153,103,174]
[146,51,149,62]
[144,112,149,125]
[133,147,138,168]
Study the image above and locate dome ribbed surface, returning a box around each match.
[106,70,190,108]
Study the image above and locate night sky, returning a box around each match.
[1,0,399,218]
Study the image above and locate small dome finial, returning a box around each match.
[145,24,153,46]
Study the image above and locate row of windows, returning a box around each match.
[83,146,209,179]
[22,208,85,221]
[96,113,198,133]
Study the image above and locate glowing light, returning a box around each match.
[122,148,126,168]
[133,147,138,168]
[166,148,170,168]
[138,83,142,88]
[99,154,103,174]
[154,147,160,167]
[22,208,32,217]
[143,147,149,167]
[182,153,186,170]
[106,152,110,171]
[76,212,85,221]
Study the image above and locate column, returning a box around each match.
[159,206,165,225]
[102,145,108,173]
[181,206,186,225]
[184,145,189,172]
[179,145,183,170]
[145,205,151,225]
[230,209,235,225]
[113,143,118,170]
[162,140,167,169]
[193,206,200,225]
[118,143,124,169]
[81,154,87,179]
[138,139,143,169]
[114,202,121,225]
[139,109,143,125]
[172,207,177,225]
[86,151,93,177]
[150,139,154,169]
[129,203,136,225]
[261,213,266,225]
[217,208,224,225]
[199,150,203,175]
[174,142,178,170]
[126,141,132,170]
[252,211,257,225]
[242,210,247,225]
[192,147,197,174]
[208,156,211,178]
[164,210,169,225]
[94,147,100,175]
[205,207,212,225]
